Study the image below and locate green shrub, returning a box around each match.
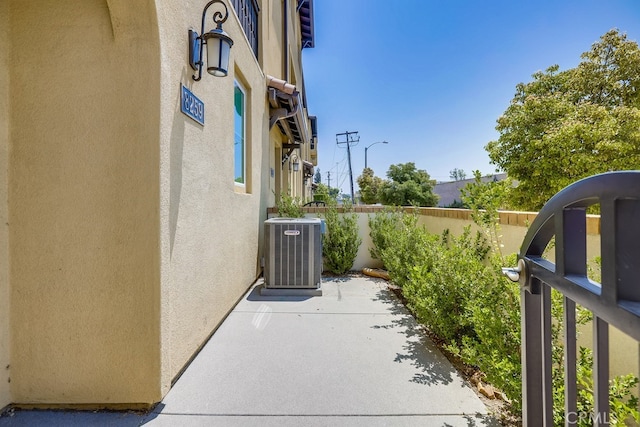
[368,208,402,263]
[322,200,361,274]
[404,227,486,342]
[456,252,522,407]
[369,211,437,291]
[368,208,639,421]
[276,192,304,218]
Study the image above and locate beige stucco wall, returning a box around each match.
[260,0,313,203]
[9,0,161,406]
[156,0,268,392]
[263,0,284,78]
[1,0,308,409]
[0,0,10,411]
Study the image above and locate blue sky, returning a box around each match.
[302,0,640,193]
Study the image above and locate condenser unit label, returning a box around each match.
[284,230,300,236]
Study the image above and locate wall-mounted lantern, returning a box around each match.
[292,159,300,172]
[189,0,234,80]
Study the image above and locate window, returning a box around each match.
[230,0,259,58]
[234,81,246,186]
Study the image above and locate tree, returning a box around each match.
[449,168,467,181]
[486,30,640,211]
[313,168,322,184]
[314,183,339,201]
[356,167,384,204]
[379,162,438,206]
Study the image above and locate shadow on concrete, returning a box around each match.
[0,408,146,427]
[370,285,460,387]
[443,413,502,427]
[139,403,164,425]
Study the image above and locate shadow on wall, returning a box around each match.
[168,72,189,257]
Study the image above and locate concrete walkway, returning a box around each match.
[0,276,499,426]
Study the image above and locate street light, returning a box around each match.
[364,141,389,169]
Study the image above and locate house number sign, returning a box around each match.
[181,85,204,125]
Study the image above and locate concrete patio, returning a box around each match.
[0,276,499,426]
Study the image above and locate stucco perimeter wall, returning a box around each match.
[157,1,266,392]
[9,0,161,406]
[272,206,600,269]
[0,1,10,411]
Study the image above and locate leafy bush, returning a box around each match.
[456,252,522,407]
[368,208,639,421]
[276,192,304,218]
[371,212,522,402]
[368,210,436,290]
[322,200,361,274]
[408,228,490,342]
[367,208,402,263]
[551,345,640,426]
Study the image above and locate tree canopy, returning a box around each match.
[356,167,384,204]
[313,182,339,201]
[380,163,438,206]
[449,168,467,181]
[486,29,640,211]
[357,163,438,206]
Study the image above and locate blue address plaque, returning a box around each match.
[181,85,204,125]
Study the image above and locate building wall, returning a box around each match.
[0,0,312,409]
[0,0,10,411]
[261,0,314,203]
[156,0,269,390]
[263,0,285,80]
[262,0,286,206]
[8,0,162,406]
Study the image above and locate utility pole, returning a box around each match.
[327,171,331,189]
[336,131,359,203]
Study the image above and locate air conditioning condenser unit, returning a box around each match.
[262,217,322,296]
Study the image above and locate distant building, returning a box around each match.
[434,173,507,207]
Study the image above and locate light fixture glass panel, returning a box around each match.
[205,31,232,77]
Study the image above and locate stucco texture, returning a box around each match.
[2,0,309,409]
[9,0,161,405]
[156,0,267,392]
[0,0,10,411]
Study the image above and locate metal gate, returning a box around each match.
[503,171,640,426]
